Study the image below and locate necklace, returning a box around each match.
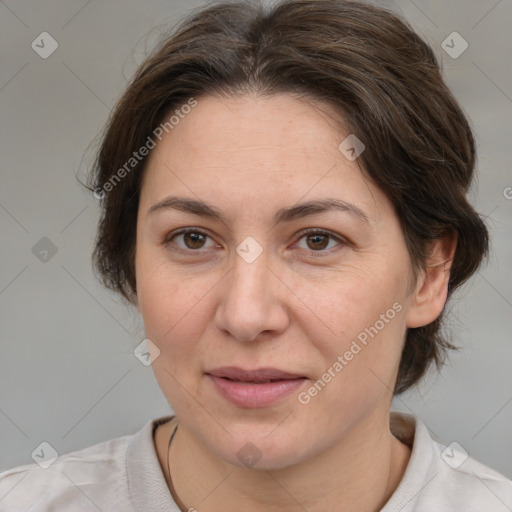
[166,421,189,512]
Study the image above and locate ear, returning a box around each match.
[406,231,458,328]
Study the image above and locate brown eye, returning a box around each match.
[295,229,345,255]
[306,233,329,250]
[166,229,216,251]
[182,232,206,249]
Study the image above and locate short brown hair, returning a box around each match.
[85,0,489,394]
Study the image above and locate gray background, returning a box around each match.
[1,0,511,479]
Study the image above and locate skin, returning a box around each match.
[135,93,456,512]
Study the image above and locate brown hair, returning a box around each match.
[85,0,489,394]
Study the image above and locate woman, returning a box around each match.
[1,0,511,510]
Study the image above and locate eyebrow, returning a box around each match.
[147,196,369,225]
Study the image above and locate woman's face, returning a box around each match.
[135,93,419,469]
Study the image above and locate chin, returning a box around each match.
[211,429,314,472]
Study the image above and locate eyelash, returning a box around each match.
[164,227,347,257]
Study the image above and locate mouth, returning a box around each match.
[205,367,307,407]
[207,366,305,382]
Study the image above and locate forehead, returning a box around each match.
[140,93,390,223]
[147,93,347,170]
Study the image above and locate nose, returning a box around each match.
[214,251,289,343]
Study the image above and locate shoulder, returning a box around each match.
[384,412,512,512]
[0,428,137,512]
[419,438,512,511]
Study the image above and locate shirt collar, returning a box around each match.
[126,415,180,512]
[382,411,436,511]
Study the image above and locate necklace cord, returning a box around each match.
[166,421,188,512]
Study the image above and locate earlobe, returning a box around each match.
[406,232,458,328]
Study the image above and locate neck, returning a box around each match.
[163,409,411,512]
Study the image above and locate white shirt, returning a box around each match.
[1,411,511,511]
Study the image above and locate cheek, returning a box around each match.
[136,252,212,413]
[295,258,408,400]
[136,250,204,354]
[295,258,407,345]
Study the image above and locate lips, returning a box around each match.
[206,367,307,408]
[207,366,304,382]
